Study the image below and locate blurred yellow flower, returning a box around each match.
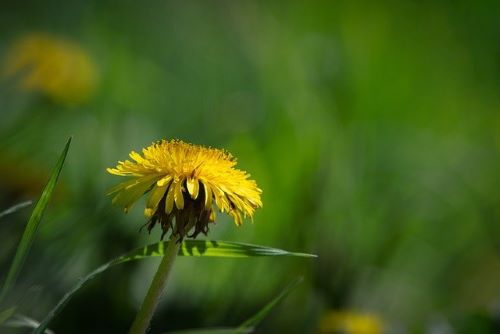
[107,139,262,240]
[318,310,384,334]
[2,33,98,104]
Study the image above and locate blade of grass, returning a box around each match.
[164,278,303,334]
[178,240,317,258]
[239,277,303,328]
[4,314,54,334]
[33,240,315,334]
[0,201,33,220]
[0,138,71,303]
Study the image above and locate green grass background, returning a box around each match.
[1,1,499,333]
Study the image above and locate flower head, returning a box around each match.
[2,33,98,104]
[107,140,262,240]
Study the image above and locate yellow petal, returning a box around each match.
[106,167,123,176]
[174,180,184,210]
[186,177,199,199]
[209,209,216,222]
[157,175,172,187]
[144,208,155,217]
[129,151,144,163]
[202,181,212,209]
[111,176,158,212]
[144,184,168,217]
[165,183,176,214]
[230,210,243,226]
[106,178,137,195]
[213,187,229,212]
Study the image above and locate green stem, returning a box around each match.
[128,238,180,334]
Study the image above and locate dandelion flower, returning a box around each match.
[107,140,262,240]
[318,310,383,334]
[2,33,98,104]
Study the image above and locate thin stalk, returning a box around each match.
[128,238,180,334]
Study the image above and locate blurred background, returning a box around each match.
[1,1,500,333]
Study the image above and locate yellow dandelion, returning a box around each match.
[318,310,384,334]
[2,33,98,104]
[107,139,262,240]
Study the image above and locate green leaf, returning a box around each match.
[0,201,33,220]
[239,277,303,328]
[178,240,317,258]
[0,138,71,303]
[33,240,315,334]
[0,307,17,326]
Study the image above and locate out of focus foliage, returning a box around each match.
[3,33,97,105]
[1,1,499,333]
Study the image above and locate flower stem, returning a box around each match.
[129,238,181,334]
